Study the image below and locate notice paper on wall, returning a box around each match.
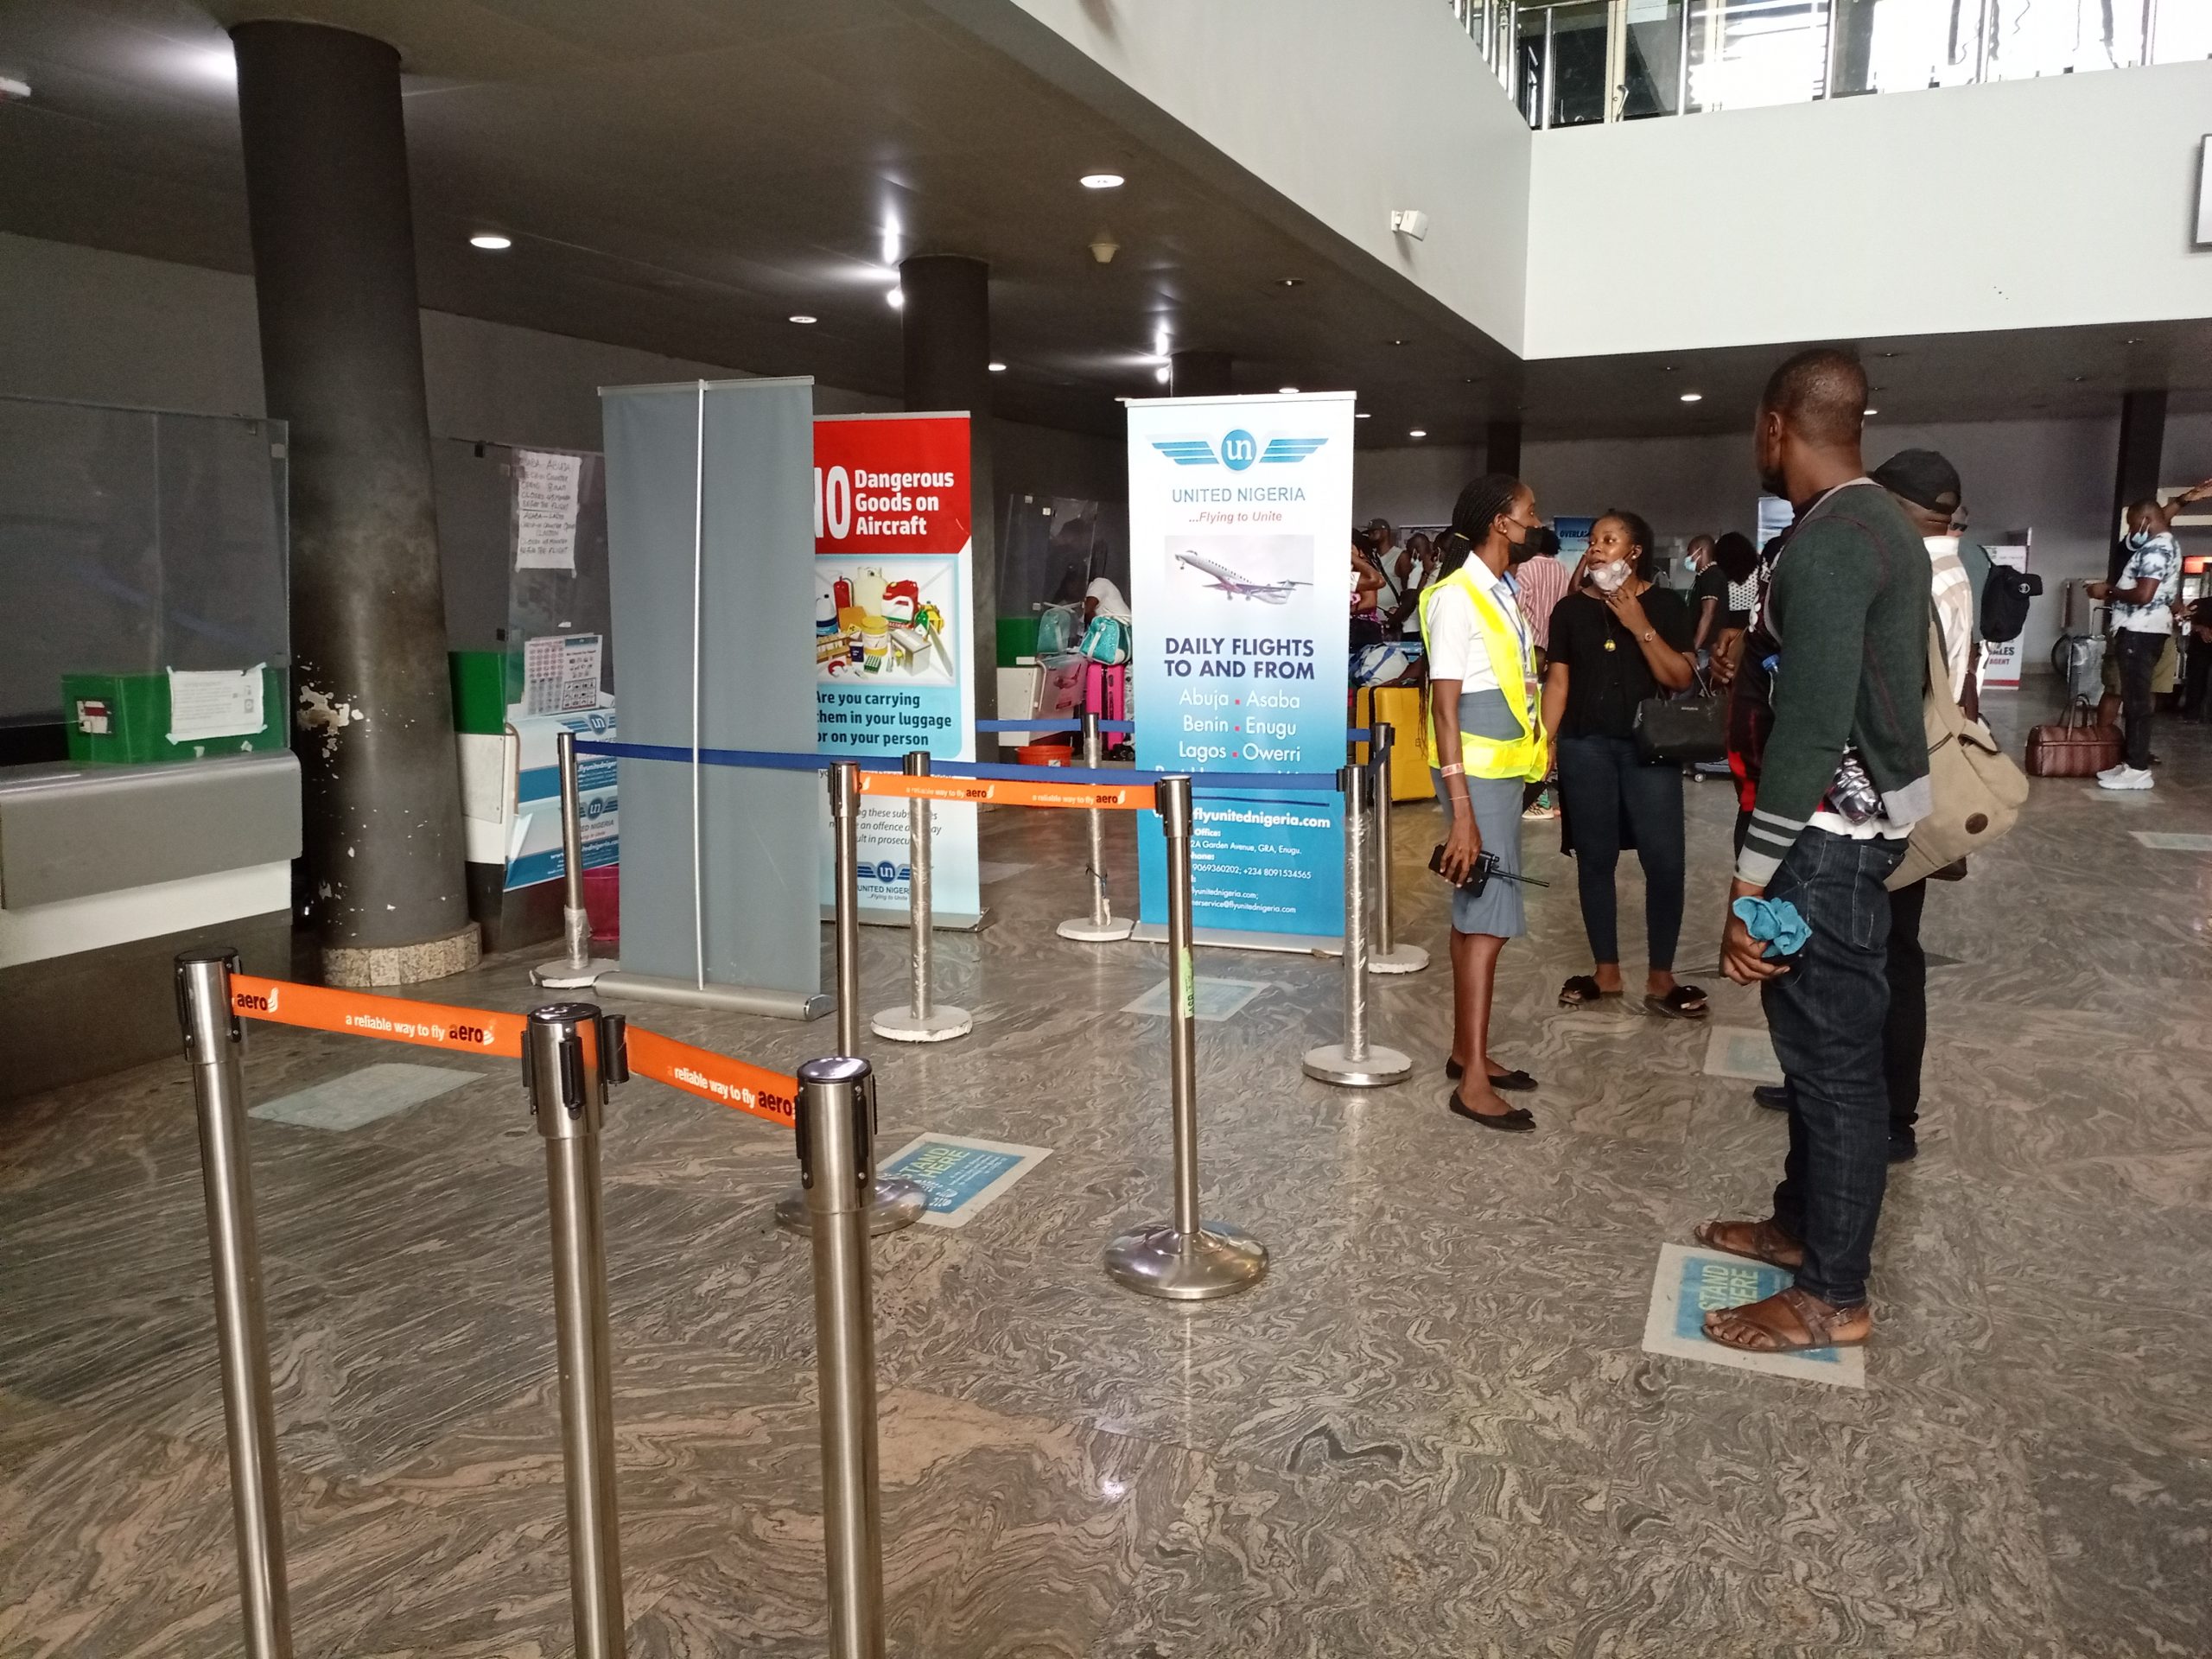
[167,664,266,743]
[514,448,584,571]
[523,632,603,715]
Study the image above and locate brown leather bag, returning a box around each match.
[2025,697,2122,778]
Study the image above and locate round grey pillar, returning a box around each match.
[900,254,997,721]
[232,21,479,988]
[1170,351,1233,398]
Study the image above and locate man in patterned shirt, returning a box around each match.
[2088,490,2204,790]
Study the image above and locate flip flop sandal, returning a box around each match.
[1444,1060,1539,1090]
[1702,1286,1870,1355]
[1558,975,1623,1007]
[1644,985,1711,1020]
[1693,1217,1803,1271]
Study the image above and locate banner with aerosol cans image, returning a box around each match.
[1126,392,1353,949]
[813,411,981,924]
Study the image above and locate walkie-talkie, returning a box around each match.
[1427,846,1551,896]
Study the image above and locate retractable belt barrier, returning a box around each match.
[176,950,892,1659]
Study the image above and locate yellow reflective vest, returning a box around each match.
[1418,564,1548,781]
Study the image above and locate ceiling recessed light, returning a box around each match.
[1277,277,1303,288]
[1079,172,1124,189]
[1863,408,1878,416]
[1154,365,1172,384]
[887,288,904,309]
[469,232,512,251]
[2125,337,2144,345]
[1390,339,1407,346]
[988,361,1007,372]
[0,76,30,100]
[2069,374,2086,383]
[1408,429,1427,439]
[1679,391,1702,403]
[788,314,817,325]
[1279,386,1300,395]
[1355,411,1372,420]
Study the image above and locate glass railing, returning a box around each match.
[1441,0,2212,127]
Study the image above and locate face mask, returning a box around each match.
[1589,560,1630,594]
[2129,528,2155,547]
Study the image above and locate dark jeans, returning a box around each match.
[1763,828,1907,1308]
[1883,877,1929,1144]
[1556,734,1686,969]
[2183,639,2211,721]
[2114,628,2162,769]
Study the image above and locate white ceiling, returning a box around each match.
[0,0,2206,446]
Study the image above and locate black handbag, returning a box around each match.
[1633,672,1727,764]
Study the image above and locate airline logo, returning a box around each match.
[1153,430,1329,472]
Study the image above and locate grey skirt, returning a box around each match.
[1430,769,1527,938]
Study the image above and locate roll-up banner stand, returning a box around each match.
[812,413,982,930]
[1126,393,1353,952]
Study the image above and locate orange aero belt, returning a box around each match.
[857,770,1148,811]
[623,1027,796,1128]
[228,974,524,1057]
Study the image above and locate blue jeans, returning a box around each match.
[1763,827,1908,1307]
[1555,734,1686,969]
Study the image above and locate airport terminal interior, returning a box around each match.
[3,2,2212,1656]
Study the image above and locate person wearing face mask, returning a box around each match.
[1421,474,1552,1132]
[2088,486,2210,788]
[1539,511,1704,1018]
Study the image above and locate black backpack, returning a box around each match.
[1980,559,2040,645]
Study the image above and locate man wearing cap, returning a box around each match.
[1750,448,1980,1162]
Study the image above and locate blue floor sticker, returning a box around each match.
[878,1133,1052,1230]
[1642,1243,1866,1388]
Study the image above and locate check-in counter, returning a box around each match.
[0,750,300,1099]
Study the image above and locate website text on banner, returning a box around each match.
[1127,394,1354,946]
[814,412,980,923]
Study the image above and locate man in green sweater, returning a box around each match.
[1695,348,1932,1357]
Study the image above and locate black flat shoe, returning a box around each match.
[1449,1091,1535,1133]
[1445,1060,1539,1091]
[1752,1084,1791,1112]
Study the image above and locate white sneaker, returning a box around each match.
[2097,766,2155,791]
[2095,762,2128,779]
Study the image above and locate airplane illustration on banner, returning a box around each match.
[1175,551,1311,605]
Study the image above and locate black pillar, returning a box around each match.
[232,22,476,986]
[1170,351,1234,398]
[1485,420,1523,480]
[900,253,997,720]
[2109,389,2168,582]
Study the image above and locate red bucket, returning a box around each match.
[582,863,620,944]
[1017,741,1073,767]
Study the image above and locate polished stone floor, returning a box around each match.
[4,690,2209,1657]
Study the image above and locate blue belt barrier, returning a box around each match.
[574,739,1338,796]
[974,718,1134,734]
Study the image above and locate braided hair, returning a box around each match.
[1438,473,1524,578]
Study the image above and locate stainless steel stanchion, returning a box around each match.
[175,949,294,1659]
[1057,711,1135,943]
[779,763,926,1235]
[535,729,619,989]
[872,752,972,1043]
[1365,721,1429,976]
[1103,776,1268,1300]
[1304,765,1413,1086]
[795,1055,889,1659]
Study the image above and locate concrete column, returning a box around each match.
[1485,420,1523,480]
[900,254,997,721]
[2109,389,2168,582]
[232,21,478,987]
[1170,351,1234,398]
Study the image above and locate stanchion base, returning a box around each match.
[1366,944,1431,976]
[1103,1221,1268,1300]
[869,1004,974,1043]
[1301,1042,1414,1087]
[773,1175,929,1236]
[1057,917,1136,943]
[531,956,619,989]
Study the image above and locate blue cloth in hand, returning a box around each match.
[1731,895,1810,958]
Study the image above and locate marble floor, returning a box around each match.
[4,690,2209,1657]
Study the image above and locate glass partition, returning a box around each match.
[0,395,288,763]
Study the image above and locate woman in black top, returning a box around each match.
[1540,511,1707,1018]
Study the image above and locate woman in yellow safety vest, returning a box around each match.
[1421,474,1551,1132]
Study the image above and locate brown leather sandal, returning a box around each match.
[1693,1217,1804,1271]
[1701,1286,1871,1354]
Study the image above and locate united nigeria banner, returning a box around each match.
[1127,392,1353,949]
[813,412,981,925]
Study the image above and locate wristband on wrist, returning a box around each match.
[1440,762,1465,778]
